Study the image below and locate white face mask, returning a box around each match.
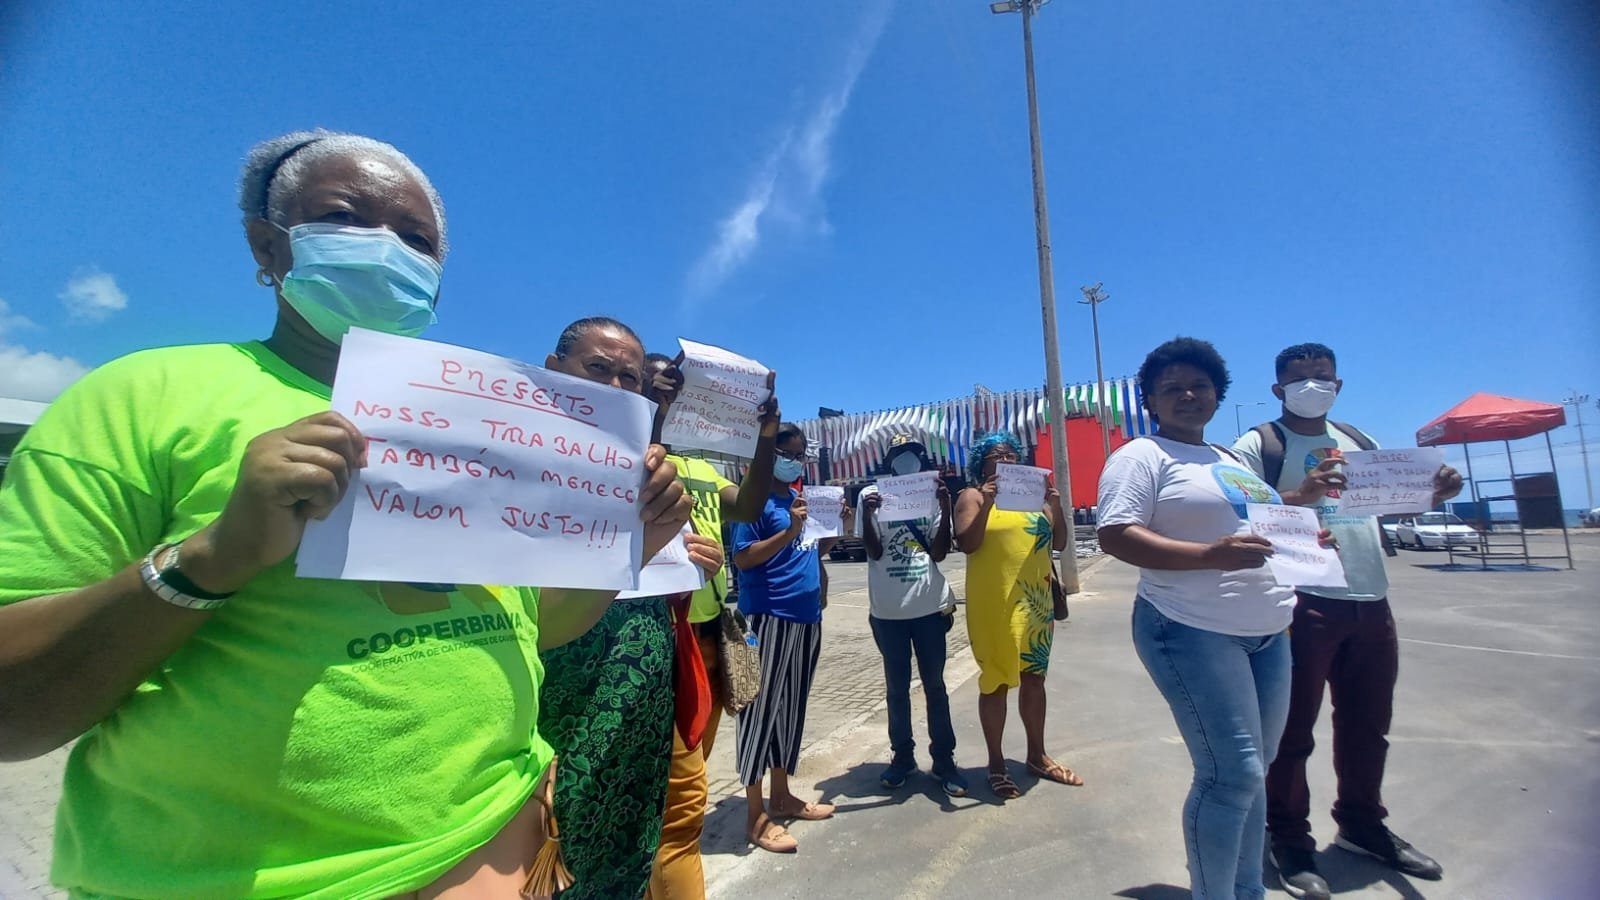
[888,453,923,476]
[1282,378,1338,418]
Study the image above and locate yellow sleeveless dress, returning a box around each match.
[965,508,1056,693]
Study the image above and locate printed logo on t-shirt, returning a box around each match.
[1212,464,1281,518]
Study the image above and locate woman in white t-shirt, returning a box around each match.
[1097,337,1330,900]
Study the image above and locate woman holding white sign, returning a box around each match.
[0,132,691,900]
[1097,337,1333,900]
[953,430,1077,800]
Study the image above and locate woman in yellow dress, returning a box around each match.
[954,431,1083,798]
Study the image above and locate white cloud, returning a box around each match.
[59,269,129,321]
[0,298,34,337]
[686,0,894,300]
[0,297,88,401]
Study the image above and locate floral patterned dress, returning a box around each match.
[538,596,675,899]
[965,509,1055,694]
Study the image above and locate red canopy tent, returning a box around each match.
[1414,392,1571,569]
[1416,392,1566,446]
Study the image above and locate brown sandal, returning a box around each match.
[749,815,798,854]
[1027,760,1085,787]
[988,771,1022,799]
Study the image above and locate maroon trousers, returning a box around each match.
[1266,593,1399,851]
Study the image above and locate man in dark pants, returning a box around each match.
[858,436,967,797]
[1234,343,1462,899]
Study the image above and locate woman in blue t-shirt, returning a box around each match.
[731,423,851,854]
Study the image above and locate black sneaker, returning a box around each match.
[1269,845,1331,900]
[1335,827,1444,881]
[879,755,917,789]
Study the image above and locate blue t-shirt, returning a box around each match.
[733,490,822,624]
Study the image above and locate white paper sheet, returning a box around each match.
[1247,503,1347,588]
[995,463,1050,512]
[1335,447,1445,517]
[617,525,705,599]
[296,328,654,590]
[658,338,770,458]
[875,471,940,523]
[799,485,845,546]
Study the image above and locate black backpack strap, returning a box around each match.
[1252,422,1287,488]
[1331,421,1377,451]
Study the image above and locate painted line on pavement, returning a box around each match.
[1399,637,1600,662]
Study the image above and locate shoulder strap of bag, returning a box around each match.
[1253,421,1287,487]
[1331,420,1377,451]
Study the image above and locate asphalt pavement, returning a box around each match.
[704,532,1600,900]
[4,534,1596,899]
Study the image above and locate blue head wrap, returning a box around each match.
[966,431,1025,485]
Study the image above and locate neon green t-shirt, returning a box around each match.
[668,454,734,624]
[0,342,555,899]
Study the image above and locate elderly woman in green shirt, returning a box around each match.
[0,130,690,899]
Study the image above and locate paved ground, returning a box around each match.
[703,531,1600,899]
[5,533,1596,898]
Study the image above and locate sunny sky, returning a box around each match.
[1,1,1596,505]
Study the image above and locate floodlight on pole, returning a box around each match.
[991,0,1078,592]
[1079,283,1111,458]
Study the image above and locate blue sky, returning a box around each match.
[2,1,1596,506]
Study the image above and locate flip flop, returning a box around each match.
[775,801,835,821]
[987,771,1022,800]
[748,815,798,854]
[1027,760,1085,787]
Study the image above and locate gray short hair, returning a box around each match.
[237,129,450,259]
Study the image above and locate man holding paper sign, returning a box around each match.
[644,349,782,899]
[859,437,966,798]
[1234,343,1457,895]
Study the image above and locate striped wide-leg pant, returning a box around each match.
[735,613,823,786]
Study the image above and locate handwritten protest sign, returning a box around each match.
[1336,447,1445,516]
[659,339,770,458]
[800,485,845,547]
[1246,504,1347,588]
[617,525,705,599]
[876,471,940,523]
[995,463,1050,512]
[297,328,655,591]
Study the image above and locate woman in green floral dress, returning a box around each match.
[953,431,1083,799]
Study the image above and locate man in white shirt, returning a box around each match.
[1234,343,1461,899]
[858,436,966,797]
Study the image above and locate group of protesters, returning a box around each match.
[0,128,1458,900]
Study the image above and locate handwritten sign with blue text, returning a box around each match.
[1336,448,1445,517]
[1247,503,1347,588]
[296,328,655,590]
[659,339,770,458]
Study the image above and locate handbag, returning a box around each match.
[1048,563,1070,621]
[715,606,762,716]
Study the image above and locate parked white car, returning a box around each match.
[1394,513,1480,550]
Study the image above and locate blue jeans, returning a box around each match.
[1132,598,1291,900]
[869,612,957,765]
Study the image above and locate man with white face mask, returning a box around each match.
[857,436,965,796]
[1233,343,1461,899]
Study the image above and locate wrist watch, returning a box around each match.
[140,542,235,611]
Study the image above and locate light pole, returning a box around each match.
[1235,401,1266,439]
[1562,390,1593,508]
[991,0,1078,592]
[1079,282,1111,459]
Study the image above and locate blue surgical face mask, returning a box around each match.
[773,457,806,484]
[275,222,442,345]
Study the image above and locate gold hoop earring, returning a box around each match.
[256,268,276,288]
